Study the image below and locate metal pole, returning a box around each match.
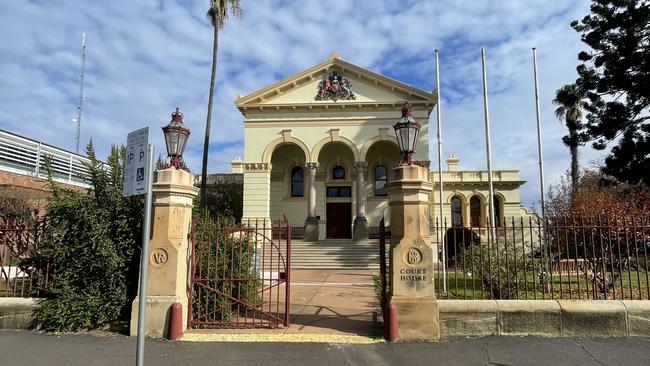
[75,33,86,154]
[481,48,497,241]
[532,47,551,288]
[434,49,447,293]
[136,144,154,366]
[532,48,546,218]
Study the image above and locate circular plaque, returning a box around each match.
[150,248,168,267]
[405,247,422,265]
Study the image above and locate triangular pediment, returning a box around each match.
[235,56,436,110]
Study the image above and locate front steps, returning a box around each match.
[289,239,380,269]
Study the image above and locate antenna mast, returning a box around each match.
[74,33,86,154]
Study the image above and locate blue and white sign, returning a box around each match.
[123,127,150,197]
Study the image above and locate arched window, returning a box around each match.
[451,196,463,227]
[493,195,502,227]
[332,165,345,179]
[290,166,304,197]
[470,196,481,227]
[374,165,387,196]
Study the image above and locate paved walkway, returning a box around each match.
[187,269,382,340]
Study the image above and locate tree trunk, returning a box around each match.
[569,128,579,189]
[200,26,219,212]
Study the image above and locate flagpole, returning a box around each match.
[532,47,551,289]
[481,48,497,241]
[435,49,447,293]
[532,48,546,218]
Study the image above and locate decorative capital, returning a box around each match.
[243,162,272,172]
[305,162,320,171]
[354,161,368,171]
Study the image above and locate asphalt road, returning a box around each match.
[1,330,649,366]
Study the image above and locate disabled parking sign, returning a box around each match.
[123,127,150,197]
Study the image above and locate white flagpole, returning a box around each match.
[532,47,551,288]
[435,49,447,293]
[532,48,546,218]
[481,48,497,241]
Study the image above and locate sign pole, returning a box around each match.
[136,144,154,366]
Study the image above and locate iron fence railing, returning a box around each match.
[0,216,49,297]
[189,217,291,329]
[433,215,650,300]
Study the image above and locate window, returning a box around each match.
[290,166,304,197]
[374,165,388,196]
[332,165,345,179]
[326,186,352,197]
[451,196,463,227]
[493,195,502,227]
[470,196,481,227]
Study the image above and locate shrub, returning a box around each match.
[33,142,143,331]
[457,241,540,299]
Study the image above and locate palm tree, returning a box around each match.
[553,83,585,189]
[199,0,242,212]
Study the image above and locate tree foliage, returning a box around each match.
[553,84,588,187]
[33,142,143,332]
[571,0,650,184]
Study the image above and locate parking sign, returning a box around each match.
[123,127,150,197]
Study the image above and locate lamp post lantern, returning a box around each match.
[393,102,421,164]
[162,107,190,169]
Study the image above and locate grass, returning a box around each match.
[433,269,650,301]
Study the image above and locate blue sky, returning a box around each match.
[0,0,602,208]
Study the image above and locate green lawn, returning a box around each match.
[433,269,650,300]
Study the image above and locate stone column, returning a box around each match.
[303,162,320,241]
[130,167,199,338]
[353,161,368,241]
[386,163,439,341]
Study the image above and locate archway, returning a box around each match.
[317,142,356,239]
[269,143,307,228]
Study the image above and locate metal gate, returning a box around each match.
[188,217,291,328]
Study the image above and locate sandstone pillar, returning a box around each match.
[303,162,319,241]
[353,161,368,241]
[386,163,439,341]
[130,167,199,338]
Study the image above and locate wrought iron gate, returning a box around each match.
[188,217,291,328]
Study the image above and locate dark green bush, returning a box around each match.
[33,142,143,331]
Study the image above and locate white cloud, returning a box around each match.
[0,0,604,208]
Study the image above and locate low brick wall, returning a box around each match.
[0,298,40,329]
[439,300,650,338]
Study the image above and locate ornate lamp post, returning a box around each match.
[393,102,421,164]
[162,107,190,169]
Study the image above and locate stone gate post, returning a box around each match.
[386,163,440,341]
[130,167,199,338]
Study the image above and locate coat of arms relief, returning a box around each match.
[315,71,356,102]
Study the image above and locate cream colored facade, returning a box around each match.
[236,53,532,241]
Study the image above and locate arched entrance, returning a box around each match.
[363,140,400,233]
[317,142,355,239]
[269,143,307,228]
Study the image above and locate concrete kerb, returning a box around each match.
[0,298,40,329]
[496,300,561,336]
[438,299,650,338]
[438,300,499,337]
[621,300,650,336]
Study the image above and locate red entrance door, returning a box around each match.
[326,202,352,239]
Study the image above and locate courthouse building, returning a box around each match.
[233,53,532,242]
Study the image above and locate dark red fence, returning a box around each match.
[0,216,49,297]
[433,215,650,300]
[189,217,291,328]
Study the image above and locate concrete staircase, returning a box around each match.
[288,239,380,269]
